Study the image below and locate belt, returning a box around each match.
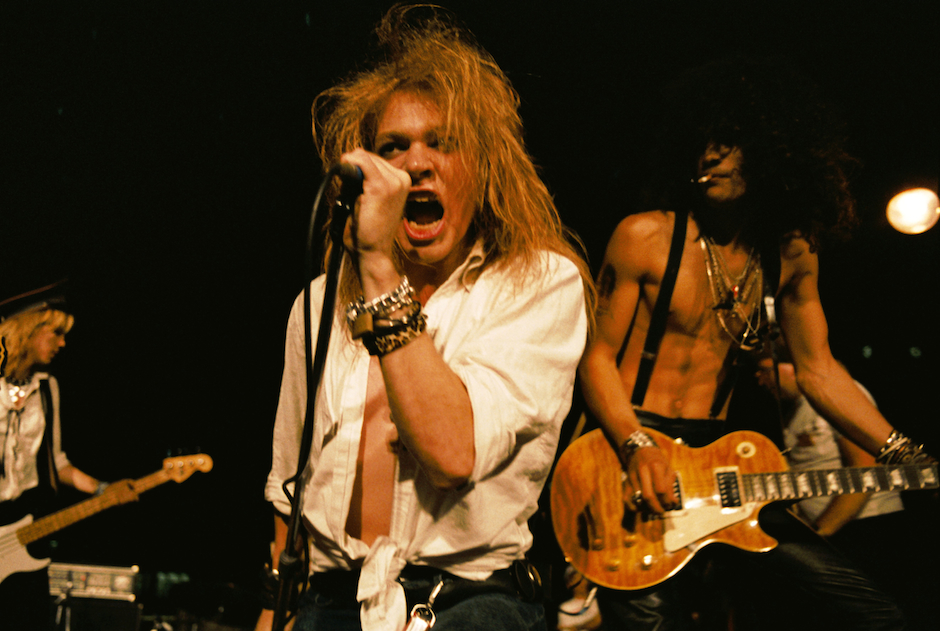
[307,560,544,611]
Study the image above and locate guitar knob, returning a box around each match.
[641,555,654,570]
[605,560,621,571]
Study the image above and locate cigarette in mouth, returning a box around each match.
[697,174,713,183]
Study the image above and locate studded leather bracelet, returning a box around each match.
[362,307,427,356]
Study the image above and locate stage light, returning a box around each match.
[886,188,940,234]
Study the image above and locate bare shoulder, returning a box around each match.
[604,210,677,274]
[610,210,675,243]
[778,232,820,293]
[779,231,812,261]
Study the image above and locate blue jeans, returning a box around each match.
[596,505,907,631]
[292,583,546,631]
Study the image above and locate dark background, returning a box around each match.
[2,0,937,625]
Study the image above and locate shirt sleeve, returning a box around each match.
[264,278,324,516]
[446,253,588,482]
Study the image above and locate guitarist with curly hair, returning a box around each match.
[577,57,933,631]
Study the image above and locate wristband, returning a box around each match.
[876,430,932,465]
[363,310,427,356]
[618,430,658,467]
[346,276,415,333]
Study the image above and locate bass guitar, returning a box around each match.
[0,453,213,585]
[550,429,937,591]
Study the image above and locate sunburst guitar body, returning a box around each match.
[550,428,938,591]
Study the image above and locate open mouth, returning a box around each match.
[403,194,445,240]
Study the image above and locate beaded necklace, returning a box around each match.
[1,376,34,477]
[700,236,763,350]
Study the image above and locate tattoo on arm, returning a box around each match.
[598,265,616,301]
[596,265,617,316]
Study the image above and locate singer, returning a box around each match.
[256,6,593,631]
[577,56,929,630]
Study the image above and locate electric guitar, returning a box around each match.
[0,453,213,585]
[550,429,937,591]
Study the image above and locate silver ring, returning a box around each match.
[632,490,644,505]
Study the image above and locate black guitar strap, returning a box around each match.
[630,209,688,407]
[38,378,59,494]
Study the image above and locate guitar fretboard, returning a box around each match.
[738,463,938,503]
[16,469,170,546]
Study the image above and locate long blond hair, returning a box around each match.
[312,5,595,329]
[0,309,73,378]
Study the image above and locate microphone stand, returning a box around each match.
[272,167,361,631]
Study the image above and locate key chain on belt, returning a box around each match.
[402,579,444,631]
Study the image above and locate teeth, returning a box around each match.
[405,197,444,227]
[407,216,443,229]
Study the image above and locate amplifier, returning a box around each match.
[48,562,140,601]
[50,597,143,631]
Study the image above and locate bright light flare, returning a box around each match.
[886,188,940,234]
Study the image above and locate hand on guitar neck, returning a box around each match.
[0,453,212,586]
[99,479,139,504]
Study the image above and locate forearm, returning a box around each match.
[797,366,892,455]
[255,515,294,631]
[579,349,644,447]
[57,465,101,494]
[270,514,290,572]
[812,494,871,537]
[381,335,475,488]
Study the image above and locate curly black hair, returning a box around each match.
[642,55,859,248]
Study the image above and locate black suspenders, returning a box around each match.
[630,209,689,407]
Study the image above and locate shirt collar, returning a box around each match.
[454,240,486,289]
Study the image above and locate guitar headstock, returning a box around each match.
[162,454,213,482]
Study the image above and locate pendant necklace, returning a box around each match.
[700,236,763,350]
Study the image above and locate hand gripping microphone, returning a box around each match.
[333,163,364,203]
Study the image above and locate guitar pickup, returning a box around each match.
[716,468,742,508]
[670,474,683,511]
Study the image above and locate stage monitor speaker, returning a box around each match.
[49,562,139,601]
[48,562,142,631]
[50,596,143,631]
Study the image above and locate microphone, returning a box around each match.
[328,164,363,232]
[332,163,364,201]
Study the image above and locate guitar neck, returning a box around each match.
[16,469,170,546]
[741,462,939,503]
